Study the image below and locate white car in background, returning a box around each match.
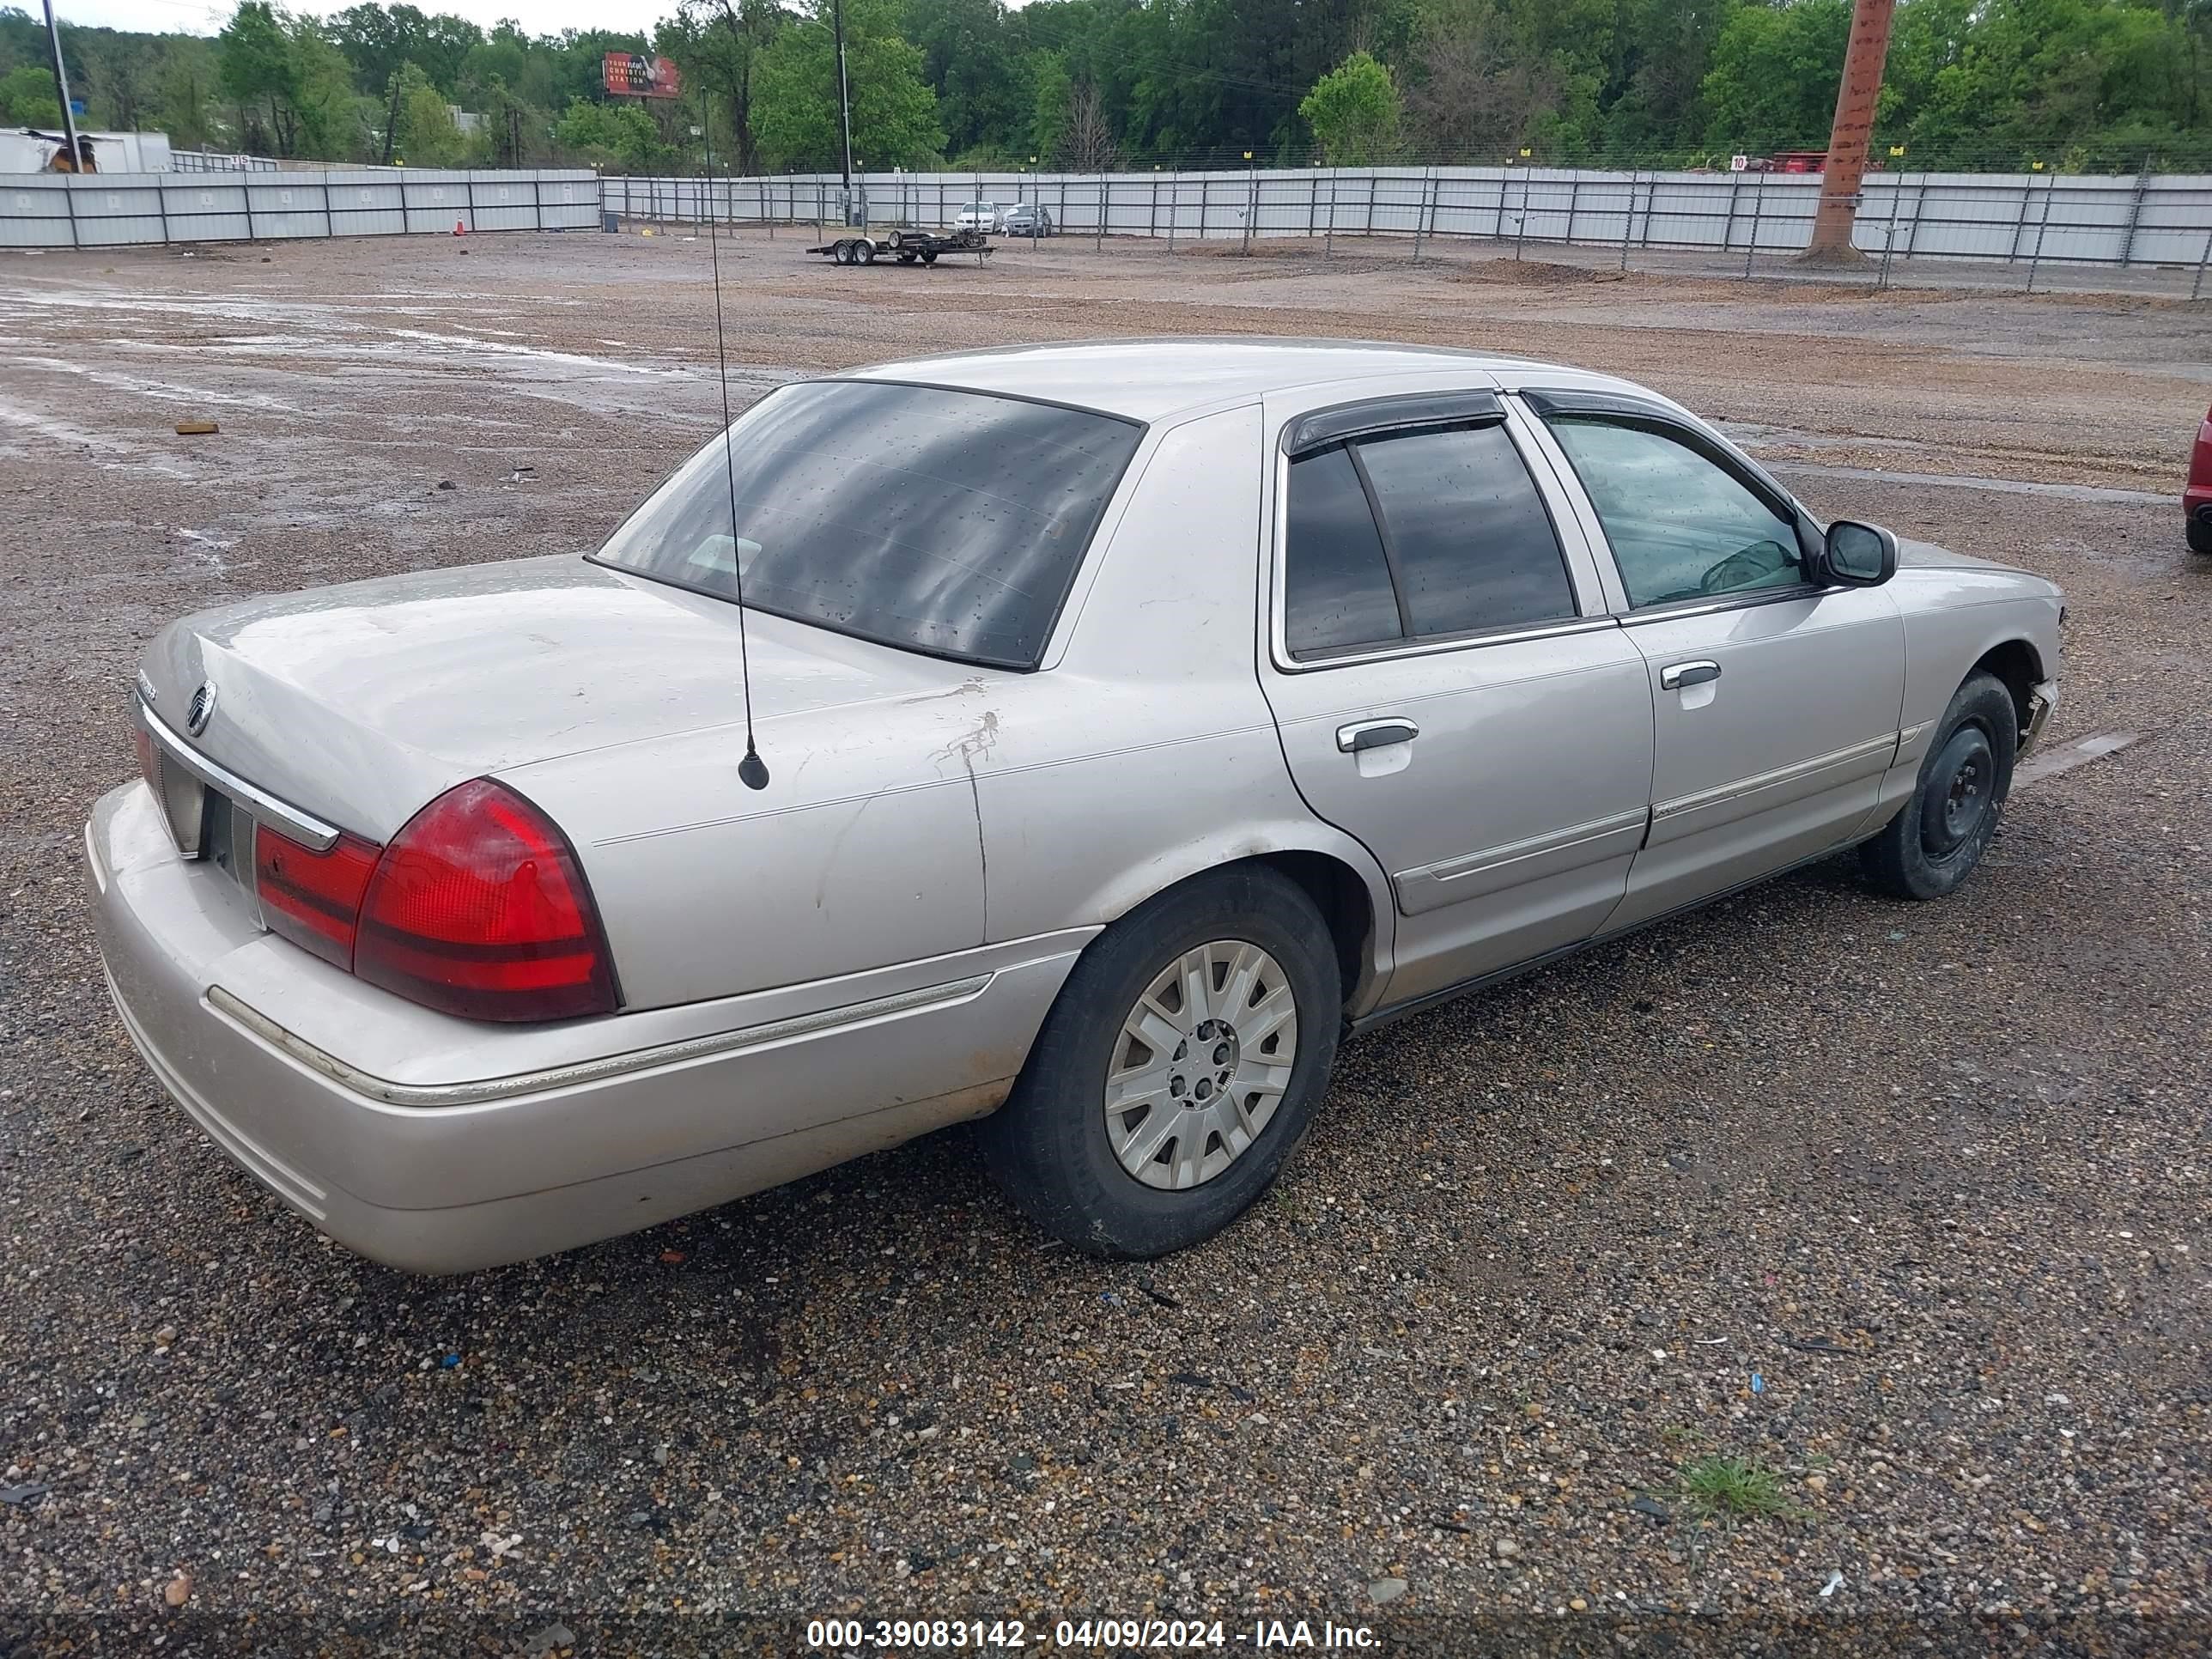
[954,200,1006,233]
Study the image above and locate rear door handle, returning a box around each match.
[1336,718,1419,753]
[1660,660,1722,690]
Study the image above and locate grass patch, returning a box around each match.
[1676,1455,1797,1525]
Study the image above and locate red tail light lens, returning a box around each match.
[353,779,618,1023]
[254,823,381,968]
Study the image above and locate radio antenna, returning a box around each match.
[702,91,770,791]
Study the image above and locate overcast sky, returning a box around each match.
[55,0,686,36]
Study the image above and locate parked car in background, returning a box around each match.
[2186,405,2212,555]
[88,340,2063,1274]
[954,200,1005,233]
[1001,203,1054,238]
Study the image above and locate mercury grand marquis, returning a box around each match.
[86,339,2063,1271]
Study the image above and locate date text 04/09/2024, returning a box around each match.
[804,1618,1382,1650]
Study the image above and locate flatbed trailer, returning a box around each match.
[806,227,992,266]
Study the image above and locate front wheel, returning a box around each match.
[1860,671,2017,900]
[979,866,1341,1258]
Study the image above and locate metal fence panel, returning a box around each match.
[602,163,2209,290]
[0,167,600,249]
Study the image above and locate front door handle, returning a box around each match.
[1660,660,1722,690]
[1337,718,1420,753]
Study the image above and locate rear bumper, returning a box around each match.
[86,782,1079,1273]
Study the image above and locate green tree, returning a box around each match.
[555,94,668,168]
[289,17,368,157]
[0,61,61,127]
[217,1,301,154]
[1700,0,1853,151]
[1028,49,1070,160]
[752,0,943,168]
[393,63,463,161]
[1299,50,1402,163]
[157,39,221,149]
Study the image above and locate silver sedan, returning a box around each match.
[86,340,2063,1272]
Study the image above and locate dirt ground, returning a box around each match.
[1,230,2208,1656]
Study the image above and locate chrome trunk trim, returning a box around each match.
[137,696,343,853]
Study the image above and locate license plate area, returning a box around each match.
[153,750,208,857]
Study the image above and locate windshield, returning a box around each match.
[594,380,1143,669]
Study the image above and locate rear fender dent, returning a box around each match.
[1079,824,1395,1018]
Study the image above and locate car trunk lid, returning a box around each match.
[138,553,992,842]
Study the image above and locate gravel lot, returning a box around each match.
[1,231,2207,1656]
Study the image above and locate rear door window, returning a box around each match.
[1283,445,1402,657]
[1281,416,1577,661]
[1354,424,1577,636]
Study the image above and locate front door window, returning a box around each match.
[1547,416,1805,608]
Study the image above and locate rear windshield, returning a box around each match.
[595,380,1142,668]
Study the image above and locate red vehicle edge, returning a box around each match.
[2189,407,2212,556]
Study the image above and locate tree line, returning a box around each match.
[3,0,2209,177]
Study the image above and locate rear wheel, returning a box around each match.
[980,866,1340,1258]
[1860,671,2017,900]
[856,240,878,264]
[921,249,939,266]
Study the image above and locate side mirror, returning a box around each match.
[1822,520,1897,586]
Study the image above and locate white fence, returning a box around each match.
[606,165,2212,283]
[0,167,603,249]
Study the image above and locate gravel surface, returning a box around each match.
[1,233,2207,1656]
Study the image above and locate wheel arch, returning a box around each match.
[1079,832,1395,1023]
[1970,637,2045,745]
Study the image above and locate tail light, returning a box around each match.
[353,779,618,1023]
[255,823,380,968]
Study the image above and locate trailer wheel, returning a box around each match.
[831,240,852,264]
[857,240,878,264]
[921,250,939,266]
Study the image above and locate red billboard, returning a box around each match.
[603,52,683,99]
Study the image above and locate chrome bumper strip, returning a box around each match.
[207,973,996,1109]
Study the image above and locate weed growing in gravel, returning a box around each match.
[1676,1455,1798,1525]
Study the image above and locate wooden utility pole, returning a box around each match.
[1803,0,1896,263]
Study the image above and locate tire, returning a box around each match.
[856,240,877,265]
[2188,514,2212,556]
[979,865,1342,1258]
[832,240,853,265]
[897,251,917,264]
[921,250,938,266]
[1859,671,2017,901]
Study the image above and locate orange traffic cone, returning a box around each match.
[453,219,467,236]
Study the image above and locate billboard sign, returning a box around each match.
[603,53,682,99]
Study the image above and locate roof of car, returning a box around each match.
[841,337,1636,424]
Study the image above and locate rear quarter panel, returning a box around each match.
[969,404,1398,1006]
[503,696,990,1012]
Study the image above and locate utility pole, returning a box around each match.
[41,0,83,173]
[1803,0,1896,263]
[830,0,855,224]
